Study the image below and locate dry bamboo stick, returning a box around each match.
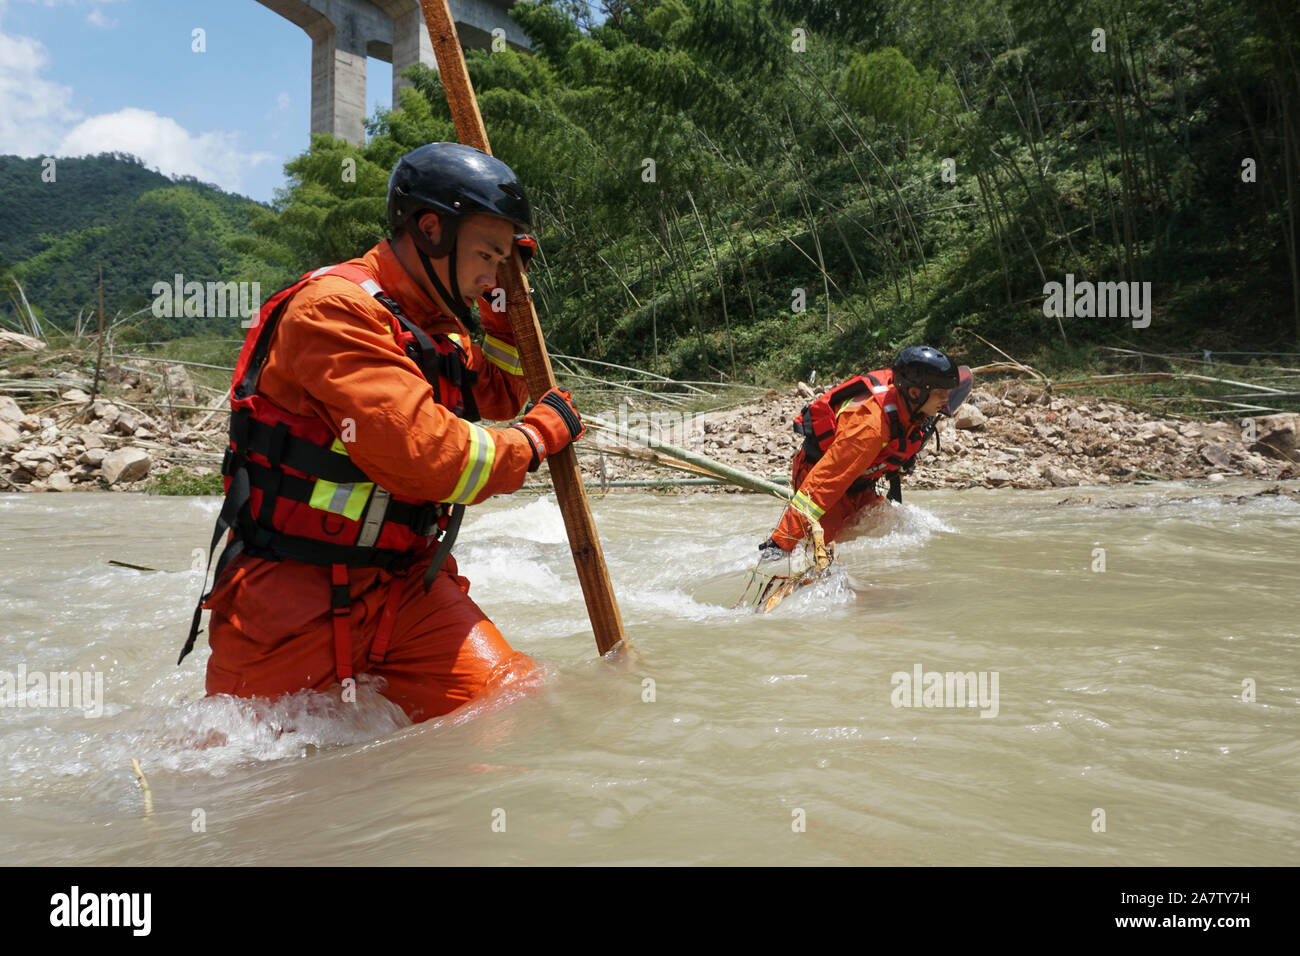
[586,413,792,500]
[549,353,712,394]
[583,440,723,480]
[955,328,1047,381]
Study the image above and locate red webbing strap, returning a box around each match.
[367,572,406,664]
[330,563,353,682]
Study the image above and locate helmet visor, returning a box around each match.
[940,366,974,415]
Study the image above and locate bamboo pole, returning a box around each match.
[555,369,689,405]
[522,477,767,492]
[112,355,236,372]
[91,266,105,402]
[1051,372,1290,394]
[586,413,792,501]
[418,0,626,656]
[548,353,712,390]
[584,440,727,480]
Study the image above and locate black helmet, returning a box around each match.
[892,345,959,391]
[387,142,531,238]
[386,143,531,325]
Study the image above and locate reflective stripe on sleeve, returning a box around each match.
[790,490,825,521]
[482,334,523,376]
[446,421,496,505]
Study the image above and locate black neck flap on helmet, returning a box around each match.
[386,143,532,327]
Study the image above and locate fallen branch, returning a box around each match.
[584,439,731,481]
[954,328,1047,382]
[586,413,792,500]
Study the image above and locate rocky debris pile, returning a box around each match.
[0,361,221,492]
[582,379,1299,491]
[4,354,1296,495]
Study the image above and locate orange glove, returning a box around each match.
[514,234,536,272]
[510,387,584,471]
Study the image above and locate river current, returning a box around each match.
[1,483,1297,865]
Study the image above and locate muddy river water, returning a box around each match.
[1,483,1297,865]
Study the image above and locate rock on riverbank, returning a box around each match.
[2,361,1296,493]
[0,361,218,492]
[582,380,1299,491]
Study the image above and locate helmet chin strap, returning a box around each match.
[410,217,475,327]
[417,246,474,327]
[900,383,928,421]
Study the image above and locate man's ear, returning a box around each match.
[417,211,442,246]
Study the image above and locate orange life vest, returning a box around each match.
[180,263,478,670]
[793,368,928,479]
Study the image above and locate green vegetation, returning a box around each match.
[1,154,294,342]
[143,467,224,496]
[5,0,1298,397]
[242,0,1300,384]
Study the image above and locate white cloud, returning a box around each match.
[276,91,290,112]
[85,6,112,28]
[0,26,82,153]
[0,21,273,194]
[57,107,274,192]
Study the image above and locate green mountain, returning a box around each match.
[0,153,294,339]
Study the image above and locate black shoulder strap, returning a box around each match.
[233,285,302,401]
[376,294,481,423]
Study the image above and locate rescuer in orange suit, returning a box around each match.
[760,347,968,555]
[180,143,585,723]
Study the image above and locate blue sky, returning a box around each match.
[0,0,402,204]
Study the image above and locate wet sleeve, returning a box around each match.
[277,287,535,505]
[771,401,888,550]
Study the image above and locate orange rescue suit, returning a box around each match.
[772,371,925,551]
[199,240,538,722]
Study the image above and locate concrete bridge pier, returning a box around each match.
[255,0,531,146]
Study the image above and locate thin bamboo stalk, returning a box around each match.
[114,355,235,372]
[91,266,106,402]
[558,370,688,405]
[550,353,710,393]
[586,413,792,500]
[523,477,758,491]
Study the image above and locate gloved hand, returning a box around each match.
[514,234,536,272]
[758,537,786,563]
[510,387,584,471]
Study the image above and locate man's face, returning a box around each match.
[912,386,949,417]
[414,211,516,311]
[453,213,517,308]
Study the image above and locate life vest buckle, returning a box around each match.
[410,503,441,537]
[330,583,351,615]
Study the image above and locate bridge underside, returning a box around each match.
[255,0,530,145]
